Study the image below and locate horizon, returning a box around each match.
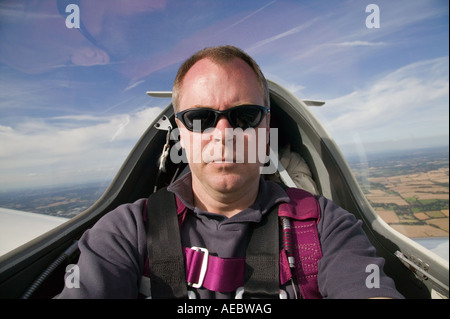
[0,143,447,193]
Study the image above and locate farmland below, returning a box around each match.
[0,147,448,240]
[349,146,449,238]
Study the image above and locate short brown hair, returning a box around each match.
[172,45,270,112]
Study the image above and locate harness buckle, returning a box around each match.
[187,246,209,289]
[235,287,288,299]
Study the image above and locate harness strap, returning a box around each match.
[146,188,188,299]
[243,203,280,298]
[279,188,323,299]
[144,187,322,299]
[183,248,295,294]
[184,247,245,292]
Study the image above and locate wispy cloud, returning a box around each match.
[0,107,164,190]
[247,19,318,52]
[333,41,388,47]
[219,0,278,34]
[310,57,449,144]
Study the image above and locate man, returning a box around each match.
[56,45,404,299]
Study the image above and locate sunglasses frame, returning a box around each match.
[175,104,270,132]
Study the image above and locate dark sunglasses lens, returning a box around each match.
[230,106,264,129]
[182,109,216,131]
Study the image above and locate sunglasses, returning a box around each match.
[175,104,270,132]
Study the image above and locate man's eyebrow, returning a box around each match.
[179,105,212,111]
[191,105,213,108]
[183,103,257,109]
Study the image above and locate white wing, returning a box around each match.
[0,208,68,256]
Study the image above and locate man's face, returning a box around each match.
[176,57,269,196]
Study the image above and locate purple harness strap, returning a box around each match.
[279,188,323,299]
[184,247,296,293]
[184,247,245,292]
[143,187,322,298]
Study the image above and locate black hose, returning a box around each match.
[21,241,79,299]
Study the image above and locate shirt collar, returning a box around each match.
[167,172,290,223]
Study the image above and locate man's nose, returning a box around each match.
[212,116,233,142]
[215,115,233,130]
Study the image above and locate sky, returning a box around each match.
[0,0,448,191]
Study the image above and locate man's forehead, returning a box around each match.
[185,57,252,78]
[182,57,261,95]
[177,56,265,110]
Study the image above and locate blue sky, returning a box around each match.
[0,0,448,190]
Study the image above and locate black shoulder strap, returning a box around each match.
[244,203,280,298]
[146,187,279,298]
[146,187,188,299]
